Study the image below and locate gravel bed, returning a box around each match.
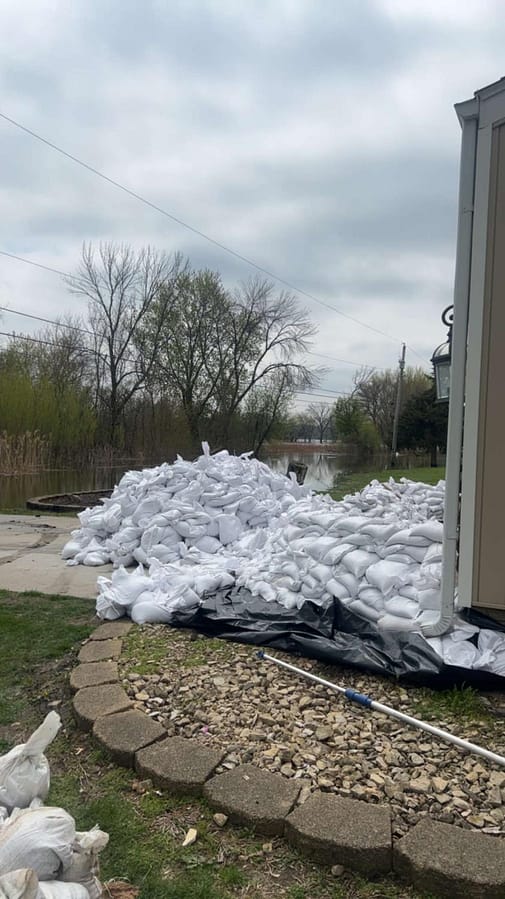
[119,625,505,839]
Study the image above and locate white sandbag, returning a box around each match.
[60,542,82,561]
[409,521,444,542]
[0,713,61,812]
[385,529,430,547]
[423,542,443,564]
[0,869,39,899]
[59,827,108,899]
[82,552,109,567]
[0,807,75,879]
[384,595,419,619]
[38,884,89,899]
[102,503,122,532]
[366,560,414,597]
[382,544,427,563]
[326,578,352,599]
[340,550,378,579]
[357,586,386,611]
[217,514,243,546]
[417,588,441,611]
[378,614,419,632]
[348,599,382,622]
[322,543,354,565]
[192,536,222,554]
[439,639,479,668]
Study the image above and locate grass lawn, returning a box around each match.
[330,467,446,502]
[0,589,432,899]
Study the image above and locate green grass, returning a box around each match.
[330,467,445,502]
[414,685,491,723]
[0,590,431,899]
[123,627,235,675]
[0,589,96,724]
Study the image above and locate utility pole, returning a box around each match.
[390,343,406,468]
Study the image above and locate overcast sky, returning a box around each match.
[1,0,504,404]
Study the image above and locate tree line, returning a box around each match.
[0,242,318,468]
[0,241,447,473]
[287,367,448,466]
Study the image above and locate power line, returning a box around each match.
[0,250,70,279]
[305,350,382,370]
[0,304,93,336]
[0,303,364,372]
[0,266,398,373]
[0,110,410,347]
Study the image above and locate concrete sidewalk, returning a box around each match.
[0,514,111,598]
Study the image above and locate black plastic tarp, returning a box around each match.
[171,586,505,689]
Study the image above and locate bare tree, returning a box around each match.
[306,402,333,444]
[144,273,318,447]
[67,242,183,445]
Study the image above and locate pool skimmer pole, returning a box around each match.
[256,650,505,768]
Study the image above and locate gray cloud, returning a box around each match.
[1,0,505,393]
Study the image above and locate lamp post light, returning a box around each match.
[432,305,454,402]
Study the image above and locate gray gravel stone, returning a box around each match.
[285,792,392,875]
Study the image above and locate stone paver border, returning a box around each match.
[71,622,505,895]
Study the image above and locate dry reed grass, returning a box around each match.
[0,431,51,474]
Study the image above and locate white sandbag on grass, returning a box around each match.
[38,885,88,899]
[59,827,108,899]
[0,869,39,899]
[0,713,61,812]
[0,807,75,879]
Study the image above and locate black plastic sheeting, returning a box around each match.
[171,586,505,689]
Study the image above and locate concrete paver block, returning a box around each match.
[73,684,132,732]
[394,817,505,898]
[93,709,166,767]
[0,551,112,599]
[89,621,133,640]
[285,792,392,875]
[135,736,225,796]
[70,661,118,692]
[78,638,122,662]
[203,764,301,835]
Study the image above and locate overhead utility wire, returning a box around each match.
[0,111,409,347]
[0,304,94,336]
[0,332,350,400]
[0,255,396,372]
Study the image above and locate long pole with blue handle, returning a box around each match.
[256,650,505,768]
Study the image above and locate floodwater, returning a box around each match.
[0,448,435,509]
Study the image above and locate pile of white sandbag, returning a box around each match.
[0,714,108,899]
[63,446,505,675]
[62,443,309,569]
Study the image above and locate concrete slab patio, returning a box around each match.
[0,513,110,598]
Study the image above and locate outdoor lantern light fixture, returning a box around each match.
[432,305,454,402]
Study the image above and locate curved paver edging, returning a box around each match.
[71,622,505,896]
[27,489,113,513]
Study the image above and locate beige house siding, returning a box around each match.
[472,120,505,610]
